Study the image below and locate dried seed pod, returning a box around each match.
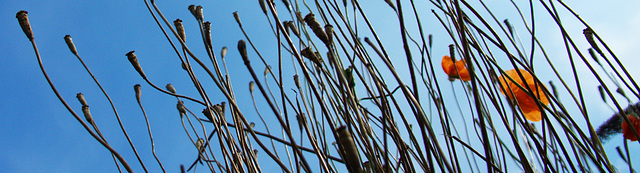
[588,48,600,64]
[336,126,363,173]
[259,0,268,15]
[301,47,322,66]
[221,46,228,59]
[264,65,271,76]
[428,34,433,48]
[238,40,249,64]
[126,51,147,79]
[324,24,334,45]
[181,62,188,71]
[296,113,306,131]
[548,81,558,98]
[134,84,142,101]
[16,11,33,40]
[281,0,292,12]
[76,93,88,106]
[303,13,330,46]
[203,21,212,47]
[448,44,456,61]
[617,88,628,99]
[64,35,78,55]
[283,21,291,35]
[194,6,204,20]
[173,19,186,41]
[384,0,396,10]
[249,81,255,92]
[177,101,186,117]
[583,28,604,57]
[166,83,177,94]
[295,12,304,23]
[219,102,226,116]
[82,105,94,124]
[188,5,196,17]
[233,11,242,27]
[202,107,214,122]
[195,138,205,158]
[293,74,300,89]
[285,21,300,37]
[598,85,606,103]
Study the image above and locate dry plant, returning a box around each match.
[16,0,640,172]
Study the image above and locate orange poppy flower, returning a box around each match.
[498,69,549,122]
[441,55,471,81]
[621,114,640,141]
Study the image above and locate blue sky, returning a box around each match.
[2,0,640,172]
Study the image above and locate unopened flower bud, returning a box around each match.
[166,83,176,94]
[249,81,255,92]
[221,46,228,59]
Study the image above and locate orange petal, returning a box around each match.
[498,69,549,122]
[442,55,455,76]
[442,55,471,81]
[622,114,640,141]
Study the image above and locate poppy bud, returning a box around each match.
[16,11,34,40]
[221,46,228,59]
[126,51,146,79]
[166,83,177,94]
[64,35,78,55]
